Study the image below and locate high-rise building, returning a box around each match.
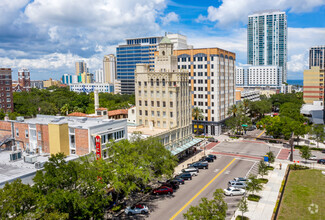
[0,68,13,112]
[95,68,104,83]
[133,37,196,155]
[75,61,88,75]
[236,65,282,88]
[103,54,116,84]
[309,46,325,70]
[174,48,236,136]
[116,33,191,94]
[248,10,287,83]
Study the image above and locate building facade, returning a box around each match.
[103,54,116,84]
[15,68,31,92]
[133,37,195,155]
[95,69,104,83]
[303,66,325,104]
[235,89,260,104]
[75,61,88,75]
[116,34,191,94]
[30,80,44,89]
[0,115,127,157]
[43,78,61,88]
[0,68,13,112]
[236,65,282,88]
[310,46,325,70]
[248,10,287,83]
[62,74,78,85]
[70,83,114,94]
[173,48,236,136]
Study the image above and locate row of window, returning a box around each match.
[139,100,174,107]
[139,110,174,117]
[100,130,125,144]
[16,128,42,140]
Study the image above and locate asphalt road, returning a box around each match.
[140,156,255,220]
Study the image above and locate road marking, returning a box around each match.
[255,130,265,140]
[276,148,281,159]
[245,161,257,178]
[225,171,230,175]
[214,169,219,173]
[169,158,236,220]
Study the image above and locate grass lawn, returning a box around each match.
[278,169,325,220]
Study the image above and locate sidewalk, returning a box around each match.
[231,161,287,220]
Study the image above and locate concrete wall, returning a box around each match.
[48,123,70,156]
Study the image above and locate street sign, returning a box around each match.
[264,156,269,162]
[95,135,101,160]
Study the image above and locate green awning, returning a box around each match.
[171,139,203,155]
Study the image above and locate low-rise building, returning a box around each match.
[0,115,127,157]
[235,89,260,104]
[69,83,114,94]
[303,66,325,104]
[43,78,61,88]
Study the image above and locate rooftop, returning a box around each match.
[127,125,168,137]
[107,109,128,116]
[20,114,125,129]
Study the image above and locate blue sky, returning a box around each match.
[0,0,324,80]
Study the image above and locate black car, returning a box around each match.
[190,162,209,169]
[317,159,325,164]
[207,154,217,160]
[160,181,179,190]
[200,156,214,162]
[208,138,218,142]
[322,149,325,154]
[170,178,185,185]
[176,173,192,180]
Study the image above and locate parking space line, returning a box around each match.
[245,161,257,178]
[169,158,236,220]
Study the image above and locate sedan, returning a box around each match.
[153,186,173,195]
[309,155,317,160]
[317,159,325,164]
[224,187,246,196]
[200,156,214,163]
[189,162,209,169]
[207,154,217,160]
[160,182,179,190]
[233,177,248,183]
[322,149,325,154]
[228,181,247,189]
[176,173,192,180]
[170,178,185,185]
[125,204,149,215]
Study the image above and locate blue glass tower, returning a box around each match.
[116,36,163,94]
[247,10,287,83]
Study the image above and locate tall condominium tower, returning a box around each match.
[116,33,191,94]
[309,46,325,70]
[247,10,287,83]
[75,61,88,75]
[103,54,116,84]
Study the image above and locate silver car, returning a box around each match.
[125,204,149,215]
[224,187,246,196]
[228,181,247,189]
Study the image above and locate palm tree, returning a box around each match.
[246,175,263,196]
[228,104,238,117]
[192,107,204,135]
[242,99,250,115]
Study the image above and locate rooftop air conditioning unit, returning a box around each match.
[16,116,24,122]
[24,155,37,164]
[35,161,45,169]
[9,151,22,161]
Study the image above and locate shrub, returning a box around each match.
[230,136,240,139]
[236,216,250,220]
[247,194,261,202]
[266,166,274,171]
[289,163,309,170]
[111,205,123,212]
[258,178,269,184]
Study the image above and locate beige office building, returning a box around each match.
[103,54,116,84]
[303,66,325,104]
[131,37,200,156]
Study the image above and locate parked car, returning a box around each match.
[181,167,199,176]
[224,187,246,196]
[170,177,185,185]
[228,181,247,189]
[233,177,249,183]
[207,154,217,159]
[322,149,325,154]
[189,162,209,169]
[246,126,256,131]
[200,156,214,162]
[176,173,192,180]
[317,159,325,164]
[125,204,149,215]
[208,138,218,142]
[309,155,317,160]
[160,181,179,190]
[152,186,173,195]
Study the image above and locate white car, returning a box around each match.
[125,204,149,215]
[309,155,317,160]
[224,187,246,196]
[182,167,199,176]
[228,181,247,189]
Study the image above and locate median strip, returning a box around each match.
[169,158,236,220]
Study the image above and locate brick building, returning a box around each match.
[0,68,13,112]
[0,115,127,157]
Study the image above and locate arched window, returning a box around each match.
[156,79,159,86]
[162,51,165,56]
[162,79,166,86]
[151,79,154,86]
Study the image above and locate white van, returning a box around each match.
[181,167,199,176]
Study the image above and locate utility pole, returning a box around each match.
[289,132,294,161]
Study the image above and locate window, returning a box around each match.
[151,101,154,106]
[139,100,142,106]
[163,101,166,107]
[163,121,166,128]
[170,112,173,117]
[145,110,148,116]
[170,102,173,107]
[157,111,160,117]
[138,82,141,86]
[151,111,154,116]
[139,110,142,115]
[16,128,19,137]
[145,101,148,106]
[157,121,160,127]
[157,101,160,107]
[38,131,42,140]
[163,111,166,117]
[25,130,29,138]
[144,82,147,86]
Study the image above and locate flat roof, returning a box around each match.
[127,125,168,136]
[21,114,126,129]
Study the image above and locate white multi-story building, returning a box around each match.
[70,83,114,94]
[95,68,104,83]
[248,10,287,83]
[236,65,282,88]
[166,33,193,50]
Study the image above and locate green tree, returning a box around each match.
[258,160,268,178]
[229,104,238,117]
[266,151,275,163]
[246,175,263,196]
[0,179,38,219]
[311,124,325,147]
[192,107,204,135]
[238,197,248,220]
[300,146,312,163]
[60,103,70,115]
[183,189,227,220]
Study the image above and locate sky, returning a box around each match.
[0,0,324,81]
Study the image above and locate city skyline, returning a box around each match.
[0,0,324,80]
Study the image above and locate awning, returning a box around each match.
[171,138,203,155]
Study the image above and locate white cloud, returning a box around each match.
[161,12,180,25]
[198,0,325,27]
[0,0,29,26]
